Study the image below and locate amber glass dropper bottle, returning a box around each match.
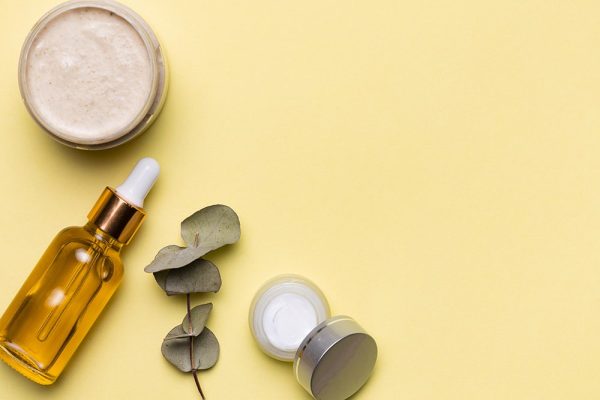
[0,158,159,385]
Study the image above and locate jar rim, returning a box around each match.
[249,275,331,362]
[18,0,161,149]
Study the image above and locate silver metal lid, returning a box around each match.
[293,316,377,400]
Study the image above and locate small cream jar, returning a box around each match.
[250,275,378,400]
[19,0,168,149]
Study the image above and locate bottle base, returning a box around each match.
[0,341,55,385]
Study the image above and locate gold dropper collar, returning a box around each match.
[87,187,146,245]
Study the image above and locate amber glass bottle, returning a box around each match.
[0,158,159,384]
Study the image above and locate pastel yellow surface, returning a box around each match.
[0,0,600,398]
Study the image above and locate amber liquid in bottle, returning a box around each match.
[0,223,124,384]
[0,158,157,385]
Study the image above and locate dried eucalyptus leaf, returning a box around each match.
[182,303,213,336]
[144,245,205,273]
[153,270,169,292]
[163,332,193,341]
[167,259,222,295]
[161,325,220,372]
[153,259,221,295]
[161,325,191,372]
[181,205,241,251]
[195,327,220,370]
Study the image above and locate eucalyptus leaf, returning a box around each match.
[153,259,222,295]
[161,325,190,372]
[153,269,169,292]
[181,205,241,250]
[163,332,193,341]
[195,327,220,370]
[164,324,188,340]
[161,325,220,372]
[182,303,213,336]
[144,245,205,273]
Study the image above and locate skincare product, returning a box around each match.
[19,1,168,149]
[0,158,159,384]
[250,275,378,400]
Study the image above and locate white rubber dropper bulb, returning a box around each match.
[116,158,160,208]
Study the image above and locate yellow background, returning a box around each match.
[1,0,600,398]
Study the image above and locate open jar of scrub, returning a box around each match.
[19,0,168,150]
[250,275,378,400]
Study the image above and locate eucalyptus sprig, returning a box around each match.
[144,205,241,399]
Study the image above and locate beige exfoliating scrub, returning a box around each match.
[19,0,167,149]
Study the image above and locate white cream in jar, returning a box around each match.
[19,1,167,149]
[250,275,330,361]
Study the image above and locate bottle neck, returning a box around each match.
[84,222,124,252]
[87,187,146,245]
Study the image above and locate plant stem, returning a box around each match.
[187,293,205,400]
[193,371,204,399]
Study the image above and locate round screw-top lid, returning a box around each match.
[293,316,377,400]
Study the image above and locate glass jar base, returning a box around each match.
[0,341,55,385]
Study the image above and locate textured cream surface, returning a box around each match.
[25,7,152,144]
